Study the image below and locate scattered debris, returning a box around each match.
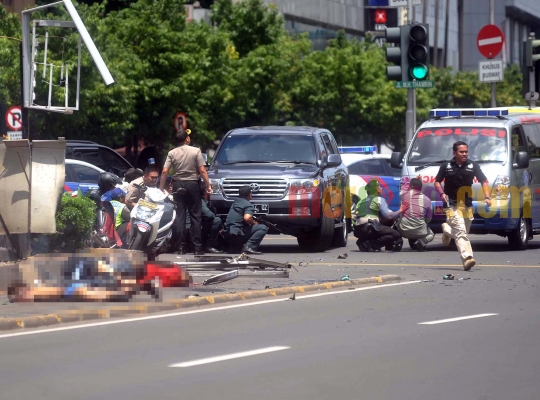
[338,253,348,259]
[264,285,271,289]
[288,293,296,301]
[299,262,309,267]
[341,275,351,281]
[187,294,200,298]
[443,274,455,280]
[458,277,471,281]
[421,279,435,282]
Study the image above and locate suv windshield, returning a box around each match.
[407,126,508,164]
[214,134,317,165]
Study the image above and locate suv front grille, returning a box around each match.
[222,178,288,199]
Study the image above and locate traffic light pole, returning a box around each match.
[489,0,496,107]
[406,0,415,148]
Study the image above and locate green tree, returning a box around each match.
[0,6,22,106]
[211,0,284,57]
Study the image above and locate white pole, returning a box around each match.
[490,0,496,107]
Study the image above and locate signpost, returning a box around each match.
[477,4,504,107]
[477,24,504,59]
[5,106,23,131]
[394,80,435,89]
[478,59,504,83]
[388,0,422,6]
[174,112,188,132]
[7,132,23,140]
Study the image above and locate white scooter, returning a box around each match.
[127,185,176,260]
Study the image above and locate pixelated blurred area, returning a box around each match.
[8,249,190,303]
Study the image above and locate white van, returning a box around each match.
[391,107,540,250]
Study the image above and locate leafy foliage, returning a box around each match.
[55,193,97,250]
[1,0,527,155]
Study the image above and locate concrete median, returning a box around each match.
[0,274,402,332]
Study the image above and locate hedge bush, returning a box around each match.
[55,193,97,250]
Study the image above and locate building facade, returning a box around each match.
[263,0,540,72]
[2,0,34,14]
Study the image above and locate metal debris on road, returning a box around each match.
[337,253,348,259]
[288,293,296,300]
[443,274,455,280]
[175,253,292,286]
[341,275,350,281]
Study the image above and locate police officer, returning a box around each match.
[223,185,268,255]
[159,128,211,256]
[434,141,491,271]
[125,166,159,210]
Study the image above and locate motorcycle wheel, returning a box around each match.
[128,231,144,250]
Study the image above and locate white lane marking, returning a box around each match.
[419,313,498,325]
[0,280,421,340]
[169,346,290,368]
[478,37,502,46]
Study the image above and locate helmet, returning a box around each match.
[98,172,122,193]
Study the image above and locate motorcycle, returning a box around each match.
[127,184,176,260]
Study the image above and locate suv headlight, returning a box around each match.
[289,179,319,194]
[210,178,222,194]
[136,206,158,220]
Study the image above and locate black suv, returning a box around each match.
[208,126,351,251]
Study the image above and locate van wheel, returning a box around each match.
[508,215,529,250]
[297,215,335,251]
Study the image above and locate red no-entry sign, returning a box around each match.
[477,24,504,59]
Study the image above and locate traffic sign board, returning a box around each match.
[7,131,23,140]
[5,106,22,131]
[367,0,421,6]
[174,112,188,132]
[478,59,504,83]
[394,80,435,89]
[477,25,504,59]
[388,0,422,6]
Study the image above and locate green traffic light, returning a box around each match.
[411,64,428,80]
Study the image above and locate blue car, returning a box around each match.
[64,159,104,194]
[339,146,402,212]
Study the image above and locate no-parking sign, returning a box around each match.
[5,106,22,131]
[174,112,188,132]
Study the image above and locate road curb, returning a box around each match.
[0,275,402,332]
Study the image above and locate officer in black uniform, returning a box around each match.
[223,185,268,255]
[434,140,492,271]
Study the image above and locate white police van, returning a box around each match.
[391,107,540,250]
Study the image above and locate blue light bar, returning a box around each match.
[429,108,509,118]
[338,146,377,154]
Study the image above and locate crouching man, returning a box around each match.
[396,177,435,251]
[353,179,408,252]
[223,185,268,255]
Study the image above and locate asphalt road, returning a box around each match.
[1,233,540,317]
[0,233,539,399]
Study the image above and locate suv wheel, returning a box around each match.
[331,216,348,248]
[297,214,335,251]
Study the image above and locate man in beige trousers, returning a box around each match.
[434,141,492,271]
